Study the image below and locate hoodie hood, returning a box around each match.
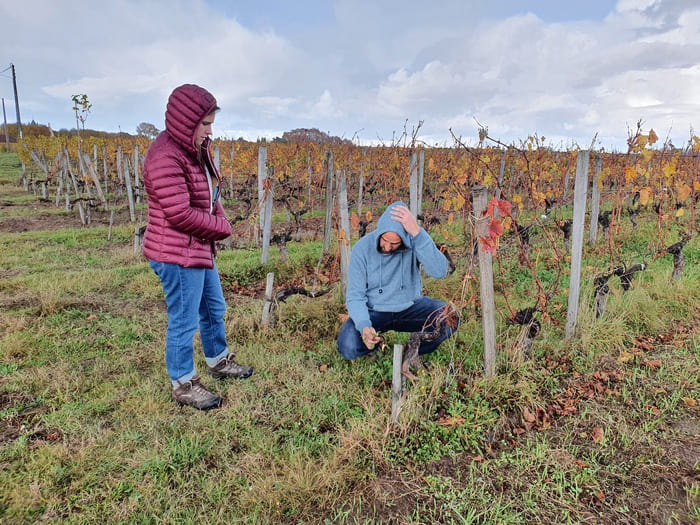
[374,201,412,250]
[164,84,218,156]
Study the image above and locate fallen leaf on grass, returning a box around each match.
[523,407,536,423]
[617,351,635,363]
[644,404,661,416]
[575,459,588,468]
[319,364,329,372]
[472,455,485,463]
[438,415,466,427]
[642,359,662,369]
[681,397,696,407]
[591,426,605,444]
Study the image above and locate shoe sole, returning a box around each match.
[208,368,254,380]
[174,397,222,410]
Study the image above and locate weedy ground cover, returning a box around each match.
[1,152,698,524]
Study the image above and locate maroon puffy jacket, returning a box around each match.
[142,84,231,268]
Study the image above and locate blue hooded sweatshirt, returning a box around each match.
[345,201,449,334]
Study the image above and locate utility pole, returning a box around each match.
[11,63,22,139]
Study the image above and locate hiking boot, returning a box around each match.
[207,354,254,379]
[172,375,222,410]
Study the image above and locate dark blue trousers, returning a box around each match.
[337,296,458,360]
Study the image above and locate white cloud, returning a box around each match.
[1,0,698,148]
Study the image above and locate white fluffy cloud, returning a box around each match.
[1,0,698,148]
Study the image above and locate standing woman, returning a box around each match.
[143,84,253,410]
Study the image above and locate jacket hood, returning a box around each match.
[164,84,218,155]
[374,201,412,249]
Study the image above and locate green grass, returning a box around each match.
[1,151,698,523]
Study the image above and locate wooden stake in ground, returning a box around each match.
[589,153,602,245]
[257,146,267,241]
[565,150,590,340]
[337,169,351,299]
[322,150,335,255]
[260,171,274,265]
[391,344,404,424]
[261,272,275,330]
[471,185,497,378]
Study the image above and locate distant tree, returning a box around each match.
[281,127,352,145]
[71,94,92,133]
[136,122,159,139]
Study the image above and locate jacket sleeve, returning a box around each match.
[345,247,372,334]
[149,155,231,241]
[412,229,448,278]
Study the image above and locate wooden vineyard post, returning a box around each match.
[418,149,425,213]
[260,169,274,265]
[322,150,335,255]
[495,150,507,204]
[409,150,418,216]
[589,153,602,244]
[80,153,107,207]
[213,145,220,173]
[123,156,136,223]
[102,145,108,198]
[133,145,141,204]
[63,149,87,226]
[337,169,351,299]
[261,272,275,330]
[391,344,404,424]
[565,150,590,340]
[108,210,114,241]
[471,185,497,378]
[257,146,268,240]
[228,144,235,200]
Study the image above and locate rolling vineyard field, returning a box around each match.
[1,127,699,523]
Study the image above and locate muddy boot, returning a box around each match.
[207,354,254,379]
[172,375,222,410]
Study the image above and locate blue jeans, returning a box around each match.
[337,296,458,360]
[150,260,229,383]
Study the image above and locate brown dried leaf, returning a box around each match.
[642,359,662,369]
[591,426,605,444]
[523,407,536,423]
[681,397,696,407]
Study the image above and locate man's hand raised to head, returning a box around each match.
[390,205,420,237]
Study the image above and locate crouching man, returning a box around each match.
[337,201,458,360]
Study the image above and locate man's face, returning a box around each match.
[379,232,403,253]
[195,112,216,148]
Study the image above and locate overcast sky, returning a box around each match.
[1,0,698,150]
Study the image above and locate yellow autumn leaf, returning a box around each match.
[694,181,700,191]
[624,166,636,183]
[677,183,691,202]
[681,397,697,407]
[639,187,652,205]
[675,208,684,218]
[617,351,634,364]
[648,129,658,144]
[641,149,653,163]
